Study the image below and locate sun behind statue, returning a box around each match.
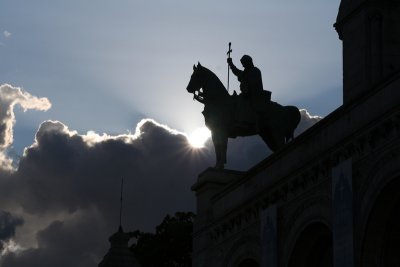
[188,127,211,148]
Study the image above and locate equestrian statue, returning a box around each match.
[186,45,300,169]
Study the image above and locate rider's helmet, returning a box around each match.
[240,55,253,68]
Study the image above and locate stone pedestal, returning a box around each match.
[191,168,245,267]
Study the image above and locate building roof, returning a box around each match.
[98,226,142,267]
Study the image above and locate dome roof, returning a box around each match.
[98,227,141,267]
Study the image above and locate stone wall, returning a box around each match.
[192,1,400,266]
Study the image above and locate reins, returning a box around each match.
[191,66,229,104]
[192,68,211,104]
[193,89,205,103]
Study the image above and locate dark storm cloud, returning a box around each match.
[8,119,212,218]
[0,118,213,267]
[2,211,106,267]
[0,101,320,266]
[0,210,23,256]
[0,211,23,241]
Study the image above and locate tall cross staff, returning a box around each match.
[227,42,232,92]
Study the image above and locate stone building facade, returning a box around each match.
[191,1,400,266]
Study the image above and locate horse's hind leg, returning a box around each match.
[285,132,294,143]
[260,130,284,152]
[286,106,301,143]
[220,134,228,165]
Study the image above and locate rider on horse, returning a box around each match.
[227,55,272,126]
[186,62,301,168]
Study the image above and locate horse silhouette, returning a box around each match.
[186,62,300,169]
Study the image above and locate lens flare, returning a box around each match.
[188,127,211,148]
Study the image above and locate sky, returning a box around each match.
[0,1,341,266]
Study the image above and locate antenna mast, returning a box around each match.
[119,177,124,229]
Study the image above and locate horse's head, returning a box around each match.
[187,62,228,104]
[186,62,205,94]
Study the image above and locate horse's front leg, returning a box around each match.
[211,131,222,169]
[212,130,228,170]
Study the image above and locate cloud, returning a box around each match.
[14,119,211,216]
[0,85,321,266]
[0,118,213,267]
[3,31,11,38]
[0,154,14,172]
[2,210,106,267]
[295,109,323,135]
[0,211,24,255]
[0,84,51,169]
[0,211,24,242]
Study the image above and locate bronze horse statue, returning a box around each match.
[186,62,300,169]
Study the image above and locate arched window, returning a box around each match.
[362,177,400,266]
[288,222,333,267]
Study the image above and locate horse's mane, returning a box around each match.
[200,66,229,97]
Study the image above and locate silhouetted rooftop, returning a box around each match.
[98,226,141,267]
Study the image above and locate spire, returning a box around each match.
[119,177,124,231]
[98,177,142,267]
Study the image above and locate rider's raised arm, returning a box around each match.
[227,58,244,80]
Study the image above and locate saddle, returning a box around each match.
[231,90,272,126]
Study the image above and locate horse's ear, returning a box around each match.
[198,62,202,67]
[193,64,196,70]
